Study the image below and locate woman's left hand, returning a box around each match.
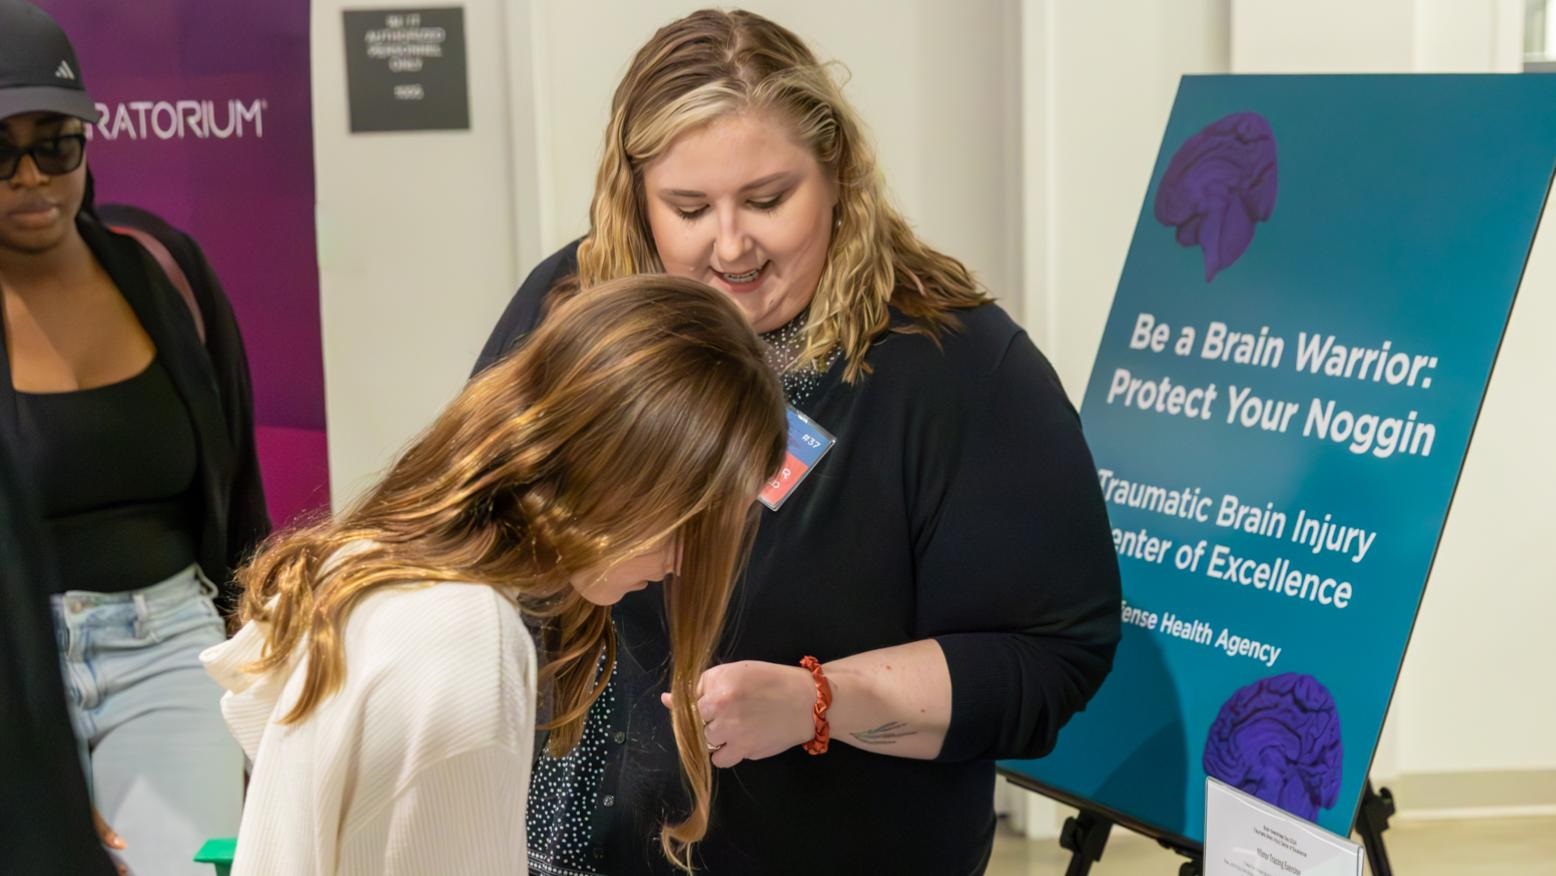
[92,808,129,875]
[660,660,816,768]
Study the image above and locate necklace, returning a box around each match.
[758,308,839,408]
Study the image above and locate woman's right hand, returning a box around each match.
[92,809,129,875]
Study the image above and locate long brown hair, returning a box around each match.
[577,8,992,382]
[235,274,786,871]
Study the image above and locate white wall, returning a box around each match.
[1408,209,1556,777]
[1022,0,1231,399]
[523,0,1024,317]
[1231,0,1418,73]
[312,0,530,503]
[1231,0,1523,74]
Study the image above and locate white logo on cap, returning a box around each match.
[55,61,76,81]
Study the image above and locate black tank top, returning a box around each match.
[16,356,199,593]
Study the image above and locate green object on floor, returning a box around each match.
[194,837,236,876]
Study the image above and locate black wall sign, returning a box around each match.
[344,7,470,133]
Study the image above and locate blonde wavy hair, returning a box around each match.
[576,7,991,382]
[235,275,786,871]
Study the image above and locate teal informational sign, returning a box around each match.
[1002,75,1556,845]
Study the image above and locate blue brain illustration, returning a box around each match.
[1154,111,1278,282]
[1203,672,1342,820]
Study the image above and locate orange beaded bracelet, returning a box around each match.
[799,655,832,755]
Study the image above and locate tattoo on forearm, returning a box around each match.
[849,721,918,746]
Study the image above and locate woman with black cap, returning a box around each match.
[0,2,268,873]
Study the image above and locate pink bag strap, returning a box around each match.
[111,224,205,345]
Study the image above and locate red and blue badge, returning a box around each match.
[758,406,837,511]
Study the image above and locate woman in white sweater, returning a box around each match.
[201,275,787,875]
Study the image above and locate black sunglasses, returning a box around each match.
[0,134,87,181]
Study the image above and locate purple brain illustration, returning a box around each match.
[1203,673,1342,821]
[1154,111,1277,282]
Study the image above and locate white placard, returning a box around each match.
[1204,777,1363,876]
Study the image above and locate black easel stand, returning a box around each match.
[1356,780,1396,876]
[1058,807,1205,875]
[1058,808,1111,876]
[1167,841,1203,876]
[1053,781,1396,875]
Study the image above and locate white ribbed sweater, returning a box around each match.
[202,583,536,875]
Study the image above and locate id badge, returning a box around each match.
[758,406,836,511]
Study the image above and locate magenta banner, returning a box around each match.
[39,0,327,525]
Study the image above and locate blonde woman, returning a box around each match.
[203,276,786,875]
[477,9,1123,875]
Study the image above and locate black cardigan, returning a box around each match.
[0,446,115,875]
[0,211,270,611]
[478,243,1122,875]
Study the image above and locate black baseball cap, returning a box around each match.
[0,0,99,123]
